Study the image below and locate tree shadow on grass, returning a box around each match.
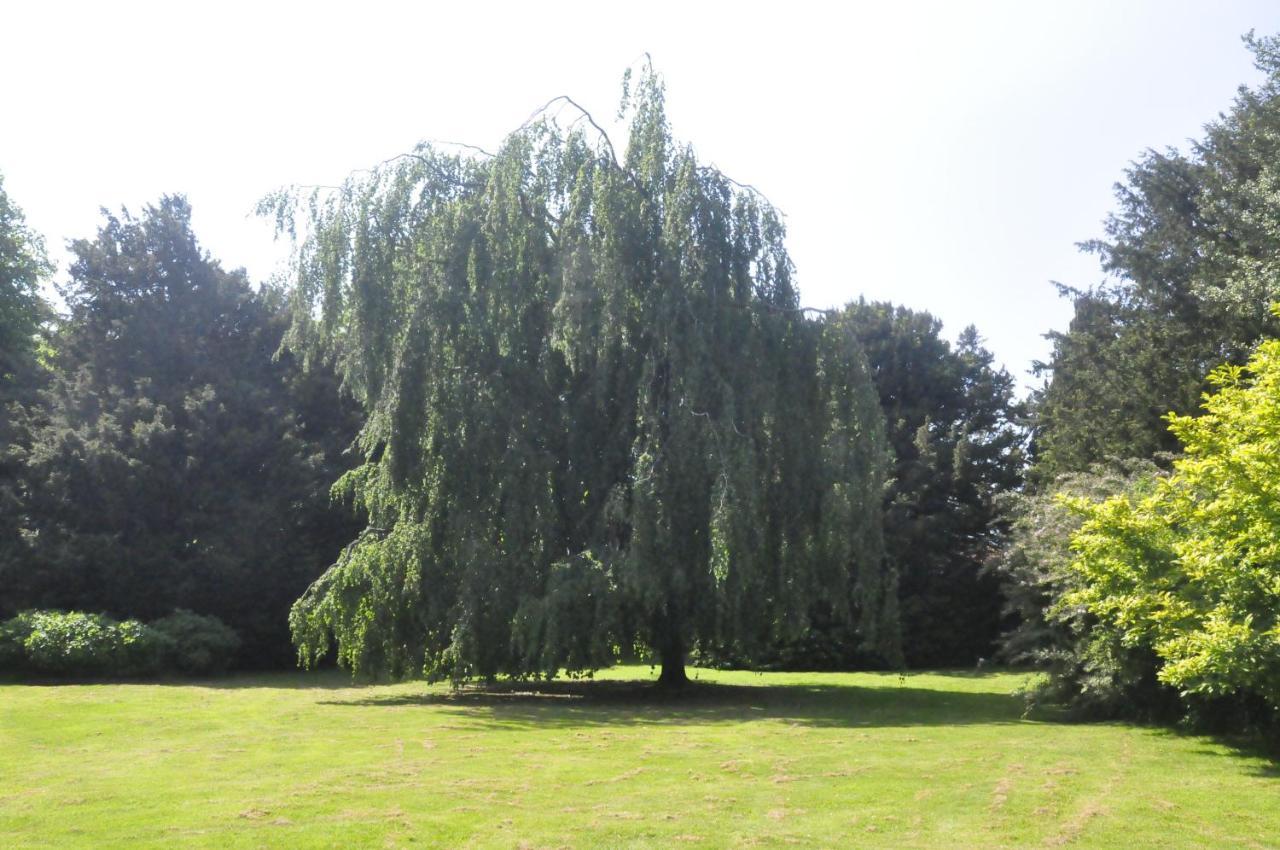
[0,670,361,690]
[318,677,1280,776]
[1146,730,1280,779]
[317,677,1029,730]
[176,671,364,690]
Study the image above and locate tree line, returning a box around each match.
[0,75,1021,679]
[0,194,361,666]
[3,38,1278,738]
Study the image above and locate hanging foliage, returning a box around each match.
[265,69,896,683]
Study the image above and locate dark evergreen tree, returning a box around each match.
[1005,34,1280,728]
[3,197,359,664]
[838,301,1025,667]
[1033,33,1280,481]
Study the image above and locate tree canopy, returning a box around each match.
[0,174,52,589]
[839,302,1024,667]
[0,173,49,387]
[994,33,1280,738]
[271,71,898,683]
[2,197,358,664]
[1032,33,1280,481]
[1065,331,1280,719]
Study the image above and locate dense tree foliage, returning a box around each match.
[1033,33,1280,481]
[1,198,358,664]
[992,459,1175,717]
[994,34,1280,743]
[0,173,49,387]
[14,36,1280,730]
[1063,337,1280,733]
[0,175,52,597]
[272,72,897,684]
[838,302,1024,667]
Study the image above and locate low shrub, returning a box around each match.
[7,611,168,676]
[0,611,39,670]
[0,609,239,678]
[150,609,241,674]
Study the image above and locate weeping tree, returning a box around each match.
[267,70,897,685]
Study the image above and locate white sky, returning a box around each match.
[4,0,1277,390]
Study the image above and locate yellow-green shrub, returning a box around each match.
[1065,335,1280,724]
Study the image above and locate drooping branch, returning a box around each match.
[422,139,498,158]
[521,95,624,173]
[280,67,898,684]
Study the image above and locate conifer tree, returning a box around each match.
[4,198,358,664]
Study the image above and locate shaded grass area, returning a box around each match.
[1,667,1276,848]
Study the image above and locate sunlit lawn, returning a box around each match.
[1,666,1275,848]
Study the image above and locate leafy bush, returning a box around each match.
[1004,331,1280,742]
[150,609,241,674]
[5,610,169,676]
[0,609,239,678]
[1063,340,1280,733]
[991,459,1178,718]
[0,611,39,670]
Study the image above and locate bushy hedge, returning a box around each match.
[999,336,1280,743]
[991,460,1179,720]
[1060,341,1280,740]
[0,609,240,678]
[150,610,241,675]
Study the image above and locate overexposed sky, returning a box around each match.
[4,1,1277,389]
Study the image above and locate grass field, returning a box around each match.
[1,666,1276,849]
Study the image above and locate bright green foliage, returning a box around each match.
[1065,336,1280,715]
[0,610,168,677]
[992,460,1174,718]
[271,71,896,682]
[0,609,242,678]
[1019,34,1280,733]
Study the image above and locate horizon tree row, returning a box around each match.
[0,76,1025,679]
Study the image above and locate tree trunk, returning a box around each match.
[657,636,689,689]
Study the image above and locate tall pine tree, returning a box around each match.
[838,301,1024,667]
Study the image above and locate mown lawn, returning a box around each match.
[1,666,1275,848]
